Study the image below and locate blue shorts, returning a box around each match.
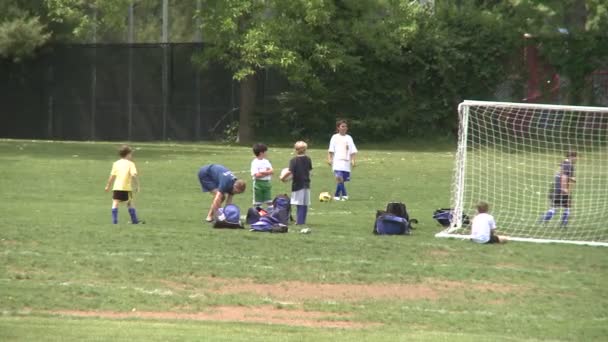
[198,166,218,192]
[334,170,351,182]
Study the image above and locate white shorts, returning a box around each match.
[291,189,311,206]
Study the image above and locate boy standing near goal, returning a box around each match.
[471,201,507,244]
[250,143,274,208]
[541,151,577,226]
[328,119,357,201]
[104,145,141,224]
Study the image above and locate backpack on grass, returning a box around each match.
[213,204,244,229]
[373,202,418,235]
[249,194,292,233]
[432,208,470,227]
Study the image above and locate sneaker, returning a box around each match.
[204,217,213,223]
[334,196,341,201]
[341,196,349,201]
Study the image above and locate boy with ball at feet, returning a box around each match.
[471,201,507,244]
[104,145,141,224]
[328,119,357,201]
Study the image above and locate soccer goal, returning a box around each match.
[436,100,608,246]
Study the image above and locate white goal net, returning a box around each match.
[437,100,608,246]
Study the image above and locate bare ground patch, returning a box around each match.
[49,306,379,329]
[159,277,522,303]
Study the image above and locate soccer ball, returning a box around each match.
[319,192,332,202]
[280,168,292,182]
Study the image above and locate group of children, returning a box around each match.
[105,120,578,246]
[105,120,358,228]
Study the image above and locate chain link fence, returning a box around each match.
[0,43,283,141]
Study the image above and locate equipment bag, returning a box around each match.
[432,208,470,227]
[246,206,268,225]
[213,204,244,229]
[374,213,411,235]
[386,202,418,229]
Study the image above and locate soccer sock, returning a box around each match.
[128,207,139,224]
[542,208,555,222]
[561,209,570,226]
[296,205,307,225]
[341,183,348,197]
[112,208,118,224]
[335,184,341,197]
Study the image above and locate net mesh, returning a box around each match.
[442,100,608,245]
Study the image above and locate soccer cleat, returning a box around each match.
[334,196,341,201]
[341,196,349,201]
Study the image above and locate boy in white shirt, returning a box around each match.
[251,143,273,207]
[327,120,358,201]
[471,201,507,244]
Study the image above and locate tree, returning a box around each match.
[0,2,51,62]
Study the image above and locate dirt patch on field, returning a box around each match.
[161,277,521,303]
[50,306,378,329]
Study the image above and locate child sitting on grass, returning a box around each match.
[471,201,507,244]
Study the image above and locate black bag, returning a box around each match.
[432,208,470,227]
[246,207,269,225]
[385,202,418,229]
[373,202,418,235]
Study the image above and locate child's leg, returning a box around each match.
[296,205,308,225]
[111,199,120,224]
[542,207,555,222]
[560,208,570,226]
[334,172,344,199]
[127,200,139,224]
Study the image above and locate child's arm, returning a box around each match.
[327,152,334,166]
[104,175,116,192]
[225,193,234,205]
[132,175,139,193]
[280,170,292,182]
[350,152,357,167]
[254,168,273,178]
[207,191,224,220]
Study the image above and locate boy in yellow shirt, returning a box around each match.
[104,145,141,224]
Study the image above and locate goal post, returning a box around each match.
[437,100,608,246]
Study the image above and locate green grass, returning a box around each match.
[1,139,607,341]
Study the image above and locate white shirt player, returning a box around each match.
[250,158,272,181]
[328,134,358,172]
[471,213,496,244]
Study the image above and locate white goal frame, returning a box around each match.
[436,100,608,247]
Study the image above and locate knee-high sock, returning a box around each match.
[128,207,139,224]
[543,208,555,222]
[296,205,308,225]
[335,184,341,197]
[112,208,118,224]
[340,182,347,196]
[561,208,570,226]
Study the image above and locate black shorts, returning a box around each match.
[113,191,132,202]
[486,234,500,244]
[550,192,570,208]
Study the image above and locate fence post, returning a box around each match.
[161,0,169,140]
[128,2,134,141]
[47,64,54,139]
[195,0,202,140]
[90,5,97,140]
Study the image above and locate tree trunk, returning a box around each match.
[238,73,257,144]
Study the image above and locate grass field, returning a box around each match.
[1,139,607,341]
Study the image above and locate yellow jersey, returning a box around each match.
[111,159,138,191]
